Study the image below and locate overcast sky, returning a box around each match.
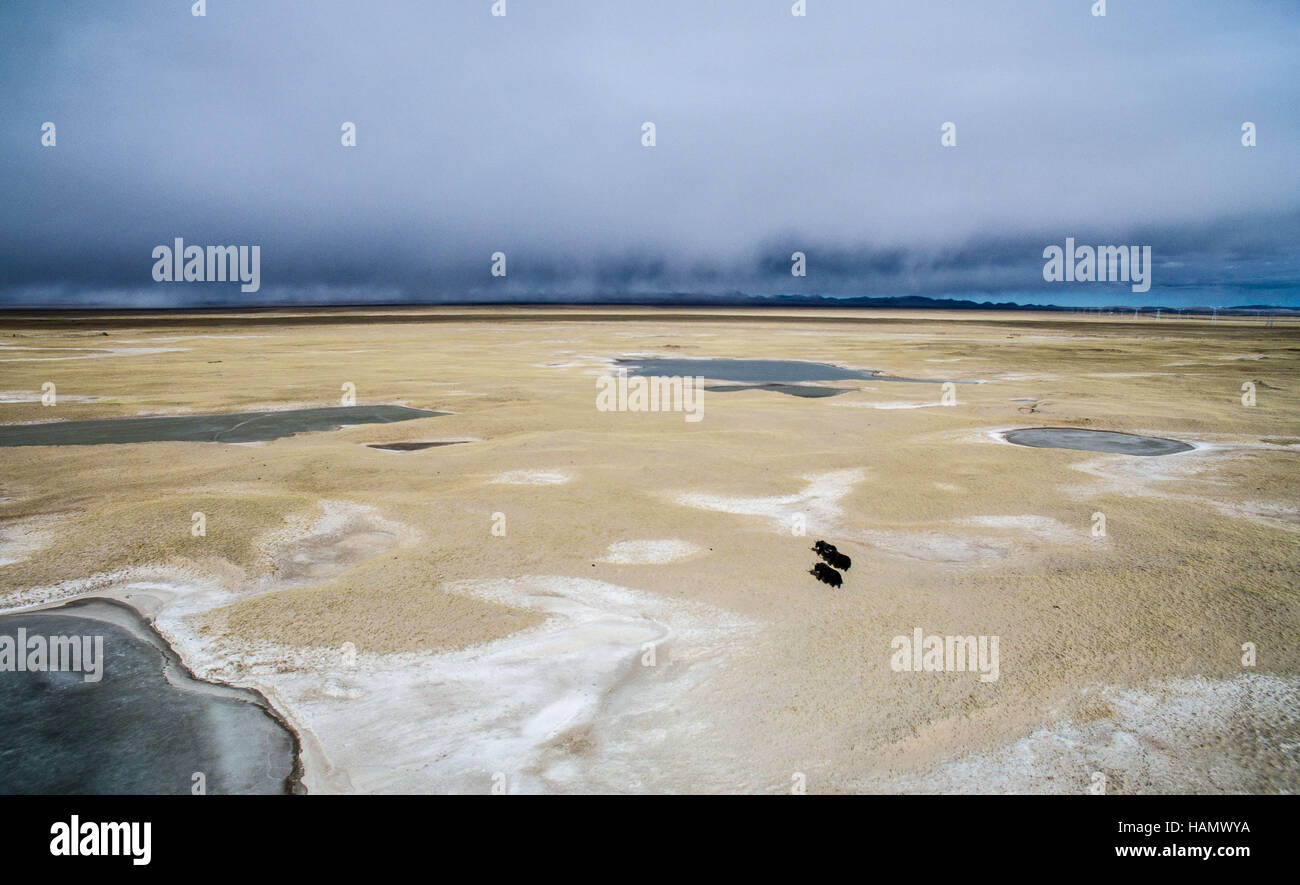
[2,0,1296,307]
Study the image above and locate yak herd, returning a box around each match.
[809,540,851,587]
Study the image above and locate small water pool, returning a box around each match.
[366,440,469,452]
[1004,427,1194,456]
[614,358,943,384]
[0,405,446,446]
[704,383,853,398]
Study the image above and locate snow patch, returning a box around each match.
[491,470,573,485]
[599,539,706,564]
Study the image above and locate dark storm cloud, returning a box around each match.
[1,0,1297,307]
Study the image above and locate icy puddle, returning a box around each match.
[614,358,948,384]
[1004,427,1194,456]
[0,405,446,446]
[705,383,853,398]
[365,440,470,452]
[0,599,298,794]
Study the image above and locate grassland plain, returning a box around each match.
[0,308,1296,793]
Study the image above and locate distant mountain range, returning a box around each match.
[2,292,1297,316]
[452,292,1300,315]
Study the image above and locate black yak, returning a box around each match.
[812,540,851,571]
[810,562,843,587]
[825,550,851,570]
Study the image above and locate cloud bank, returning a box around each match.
[2,0,1297,307]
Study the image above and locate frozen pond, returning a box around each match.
[1004,427,1194,456]
[0,405,446,446]
[366,440,469,452]
[0,600,298,794]
[704,383,853,398]
[614,358,941,384]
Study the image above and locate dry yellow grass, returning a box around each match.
[1,307,1296,791]
[204,556,545,654]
